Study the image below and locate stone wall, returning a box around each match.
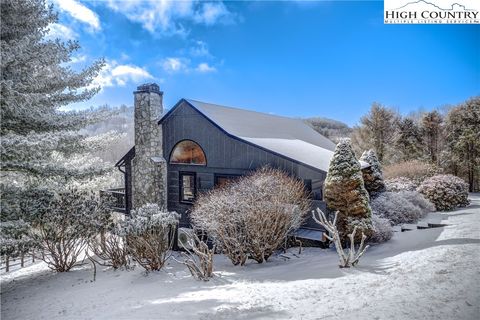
[132,83,167,209]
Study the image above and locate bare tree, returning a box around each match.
[312,208,369,268]
[176,232,215,281]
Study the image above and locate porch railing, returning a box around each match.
[100,188,126,213]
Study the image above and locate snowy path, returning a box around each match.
[1,195,479,320]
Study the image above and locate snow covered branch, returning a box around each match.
[312,208,369,268]
[176,232,215,281]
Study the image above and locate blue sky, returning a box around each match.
[50,0,479,126]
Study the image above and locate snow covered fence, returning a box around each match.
[1,250,41,273]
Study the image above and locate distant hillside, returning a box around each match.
[81,105,135,164]
[304,117,353,143]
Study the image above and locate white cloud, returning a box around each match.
[196,63,216,73]
[46,23,77,40]
[194,2,231,25]
[119,52,130,61]
[189,40,211,57]
[161,57,190,73]
[93,61,154,88]
[105,0,234,35]
[52,0,101,31]
[70,54,87,64]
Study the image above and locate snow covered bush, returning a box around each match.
[191,167,310,265]
[418,175,470,211]
[324,139,373,242]
[312,208,369,268]
[371,192,423,225]
[371,190,435,225]
[359,149,386,198]
[369,215,393,244]
[385,177,417,192]
[123,204,179,271]
[397,191,435,214]
[33,187,107,272]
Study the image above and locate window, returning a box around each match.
[180,172,196,203]
[304,179,313,198]
[214,174,241,188]
[170,140,206,165]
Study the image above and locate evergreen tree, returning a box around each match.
[421,110,443,164]
[395,117,423,161]
[445,97,480,192]
[0,0,117,257]
[1,0,112,184]
[324,139,373,242]
[359,149,386,198]
[352,103,397,163]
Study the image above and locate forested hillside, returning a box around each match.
[304,117,353,143]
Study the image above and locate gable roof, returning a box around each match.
[156,99,368,172]
[185,99,337,151]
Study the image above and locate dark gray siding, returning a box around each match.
[162,101,327,228]
[125,160,133,214]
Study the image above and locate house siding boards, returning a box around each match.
[118,99,330,230]
[162,101,326,228]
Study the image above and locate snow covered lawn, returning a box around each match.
[2,195,479,320]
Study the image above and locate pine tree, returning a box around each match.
[359,149,386,198]
[0,0,116,257]
[421,110,443,164]
[324,139,373,242]
[395,117,423,161]
[445,97,480,192]
[1,0,113,184]
[352,102,397,163]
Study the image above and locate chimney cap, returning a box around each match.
[134,83,162,94]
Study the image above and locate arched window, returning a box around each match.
[170,140,207,165]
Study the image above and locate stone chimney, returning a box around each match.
[132,83,167,210]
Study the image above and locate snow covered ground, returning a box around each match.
[1,194,479,320]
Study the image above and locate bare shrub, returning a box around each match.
[418,174,470,211]
[191,167,310,265]
[369,215,393,243]
[385,177,418,192]
[312,208,369,268]
[87,228,130,270]
[384,160,442,183]
[176,232,215,281]
[124,204,179,271]
[33,188,107,272]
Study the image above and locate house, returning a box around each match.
[114,83,368,243]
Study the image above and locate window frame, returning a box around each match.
[214,173,241,188]
[169,139,207,166]
[179,171,197,204]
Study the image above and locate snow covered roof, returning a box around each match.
[186,99,337,151]
[174,99,369,172]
